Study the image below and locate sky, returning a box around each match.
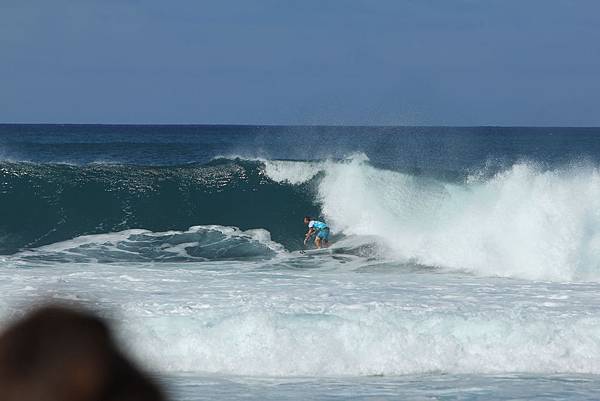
[1,0,599,126]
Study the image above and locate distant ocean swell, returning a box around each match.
[3,155,600,281]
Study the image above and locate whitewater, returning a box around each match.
[2,125,600,400]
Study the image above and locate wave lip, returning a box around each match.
[263,159,324,185]
[14,225,285,263]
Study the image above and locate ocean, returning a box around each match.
[2,124,600,400]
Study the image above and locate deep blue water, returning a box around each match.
[2,124,600,171]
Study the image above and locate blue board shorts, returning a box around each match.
[316,228,330,240]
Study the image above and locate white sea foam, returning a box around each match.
[126,309,600,376]
[3,233,600,378]
[103,263,600,377]
[263,154,600,281]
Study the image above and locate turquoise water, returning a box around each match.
[2,125,600,400]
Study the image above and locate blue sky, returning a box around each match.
[1,0,599,126]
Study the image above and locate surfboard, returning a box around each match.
[296,248,331,256]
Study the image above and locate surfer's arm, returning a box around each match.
[304,228,315,244]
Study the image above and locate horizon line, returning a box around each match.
[1,122,599,129]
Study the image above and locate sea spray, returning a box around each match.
[264,155,600,281]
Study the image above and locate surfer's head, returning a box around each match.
[304,216,312,225]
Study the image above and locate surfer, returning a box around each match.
[303,216,330,249]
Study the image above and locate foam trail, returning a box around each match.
[13,225,285,263]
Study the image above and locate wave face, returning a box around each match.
[0,160,317,255]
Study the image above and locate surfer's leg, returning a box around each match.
[315,237,322,249]
[318,229,330,248]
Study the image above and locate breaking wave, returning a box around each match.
[264,154,600,281]
[3,155,600,280]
